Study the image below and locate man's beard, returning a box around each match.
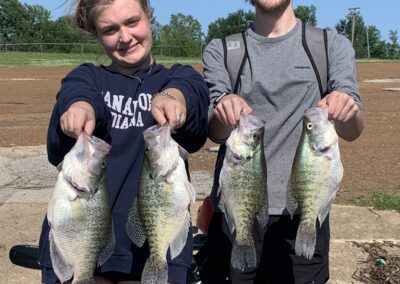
[252,0,292,13]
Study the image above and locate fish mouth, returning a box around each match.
[314,138,337,155]
[152,161,178,182]
[64,176,91,198]
[318,145,332,154]
[231,152,251,163]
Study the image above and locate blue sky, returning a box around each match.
[20,0,400,41]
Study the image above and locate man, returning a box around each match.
[199,0,364,283]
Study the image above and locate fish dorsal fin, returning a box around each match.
[286,178,299,218]
[125,198,147,247]
[97,219,116,266]
[256,204,269,230]
[169,211,191,260]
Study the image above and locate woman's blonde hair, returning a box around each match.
[74,0,152,35]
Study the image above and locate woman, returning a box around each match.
[38,0,209,283]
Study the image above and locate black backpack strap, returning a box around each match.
[222,31,248,93]
[302,21,329,98]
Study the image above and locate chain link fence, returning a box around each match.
[0,42,204,60]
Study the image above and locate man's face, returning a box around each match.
[251,0,291,12]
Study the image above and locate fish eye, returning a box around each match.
[101,161,106,169]
[306,122,313,130]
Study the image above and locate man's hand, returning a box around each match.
[208,93,252,144]
[213,93,252,126]
[317,91,359,122]
[317,91,363,141]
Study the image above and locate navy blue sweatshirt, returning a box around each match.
[39,62,209,281]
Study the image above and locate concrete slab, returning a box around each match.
[383,88,400,92]
[363,79,400,83]
[330,204,400,240]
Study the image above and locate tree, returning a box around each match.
[387,30,400,59]
[150,11,163,47]
[0,0,27,43]
[336,12,370,58]
[206,9,255,43]
[157,13,203,57]
[295,5,317,26]
[0,0,53,50]
[366,25,387,59]
[15,4,51,43]
[40,16,95,53]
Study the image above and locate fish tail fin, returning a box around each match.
[71,278,94,284]
[231,240,257,270]
[141,258,168,284]
[295,223,316,260]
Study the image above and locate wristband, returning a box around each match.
[213,92,229,108]
[153,91,177,101]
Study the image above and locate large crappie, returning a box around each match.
[126,123,195,284]
[286,106,343,260]
[47,132,114,284]
[219,113,268,271]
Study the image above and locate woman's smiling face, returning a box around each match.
[94,0,153,73]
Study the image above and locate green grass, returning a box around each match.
[1,51,398,68]
[0,51,201,68]
[353,193,400,213]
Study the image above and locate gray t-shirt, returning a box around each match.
[202,19,361,214]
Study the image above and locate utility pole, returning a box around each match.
[366,25,370,59]
[348,7,360,47]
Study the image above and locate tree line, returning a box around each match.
[1,0,399,59]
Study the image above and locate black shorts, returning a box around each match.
[39,217,191,284]
[196,212,330,284]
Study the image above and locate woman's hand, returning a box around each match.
[60,101,95,138]
[151,88,187,130]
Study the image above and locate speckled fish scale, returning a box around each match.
[219,113,268,271]
[287,107,343,260]
[126,124,195,284]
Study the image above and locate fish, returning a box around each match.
[286,106,343,260]
[47,132,114,284]
[219,113,268,271]
[126,123,195,284]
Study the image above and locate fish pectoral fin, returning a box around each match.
[98,219,116,266]
[126,199,147,247]
[178,144,189,160]
[47,199,55,225]
[185,180,196,205]
[169,211,191,260]
[49,231,73,283]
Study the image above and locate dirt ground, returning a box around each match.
[1,63,399,201]
[0,62,400,282]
